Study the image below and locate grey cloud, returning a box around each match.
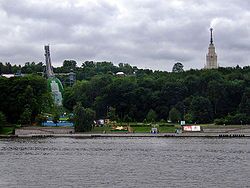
[1,0,117,26]
[0,0,250,71]
[0,44,43,63]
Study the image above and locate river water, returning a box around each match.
[0,137,249,188]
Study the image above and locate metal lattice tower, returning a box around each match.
[44,45,55,77]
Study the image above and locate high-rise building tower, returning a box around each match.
[44,45,54,77]
[205,28,218,69]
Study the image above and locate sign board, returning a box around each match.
[183,125,201,132]
[181,121,186,126]
[191,126,201,132]
[183,126,192,131]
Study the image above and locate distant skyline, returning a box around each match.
[0,0,250,71]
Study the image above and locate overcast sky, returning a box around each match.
[0,0,249,71]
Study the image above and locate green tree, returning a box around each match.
[104,77,137,120]
[172,62,184,73]
[184,113,193,124]
[239,89,250,116]
[146,109,157,122]
[21,62,44,74]
[63,60,77,68]
[123,114,132,123]
[0,112,6,130]
[35,114,47,126]
[22,85,38,118]
[45,61,250,124]
[207,80,225,116]
[0,75,48,123]
[160,82,188,107]
[107,107,118,121]
[184,75,200,96]
[19,108,32,125]
[63,87,77,111]
[40,93,54,113]
[190,96,213,123]
[74,103,95,132]
[169,107,181,123]
[58,60,77,73]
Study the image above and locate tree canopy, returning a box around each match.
[0,75,52,124]
[74,102,95,132]
[1,61,250,125]
[172,62,184,73]
[61,64,250,124]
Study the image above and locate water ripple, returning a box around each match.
[0,137,249,188]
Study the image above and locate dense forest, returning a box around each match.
[0,61,250,125]
[0,75,52,124]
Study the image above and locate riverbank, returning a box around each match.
[1,133,250,139]
[1,125,250,138]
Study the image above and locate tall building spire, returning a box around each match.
[210,28,213,44]
[205,28,218,69]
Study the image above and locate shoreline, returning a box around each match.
[0,133,249,139]
[1,126,250,138]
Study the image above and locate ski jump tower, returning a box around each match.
[44,45,63,106]
[44,45,55,78]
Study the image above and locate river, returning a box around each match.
[0,137,249,188]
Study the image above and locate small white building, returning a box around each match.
[116,72,126,77]
[1,74,15,78]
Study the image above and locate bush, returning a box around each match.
[169,107,181,123]
[228,113,250,125]
[184,113,193,124]
[214,118,225,125]
[215,113,250,125]
[160,119,166,123]
[35,114,47,125]
[74,103,96,132]
[146,109,157,123]
[19,108,32,125]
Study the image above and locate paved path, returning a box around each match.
[15,127,74,135]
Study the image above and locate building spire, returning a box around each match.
[205,27,218,69]
[210,28,213,44]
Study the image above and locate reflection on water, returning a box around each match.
[0,138,249,188]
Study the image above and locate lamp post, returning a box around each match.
[241,120,243,134]
[183,106,186,120]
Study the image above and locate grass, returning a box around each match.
[197,124,248,129]
[0,127,15,135]
[130,126,175,133]
[91,126,113,133]
[131,127,151,133]
[91,123,247,133]
[158,126,176,133]
[91,125,176,133]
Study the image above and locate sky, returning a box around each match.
[0,0,250,71]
